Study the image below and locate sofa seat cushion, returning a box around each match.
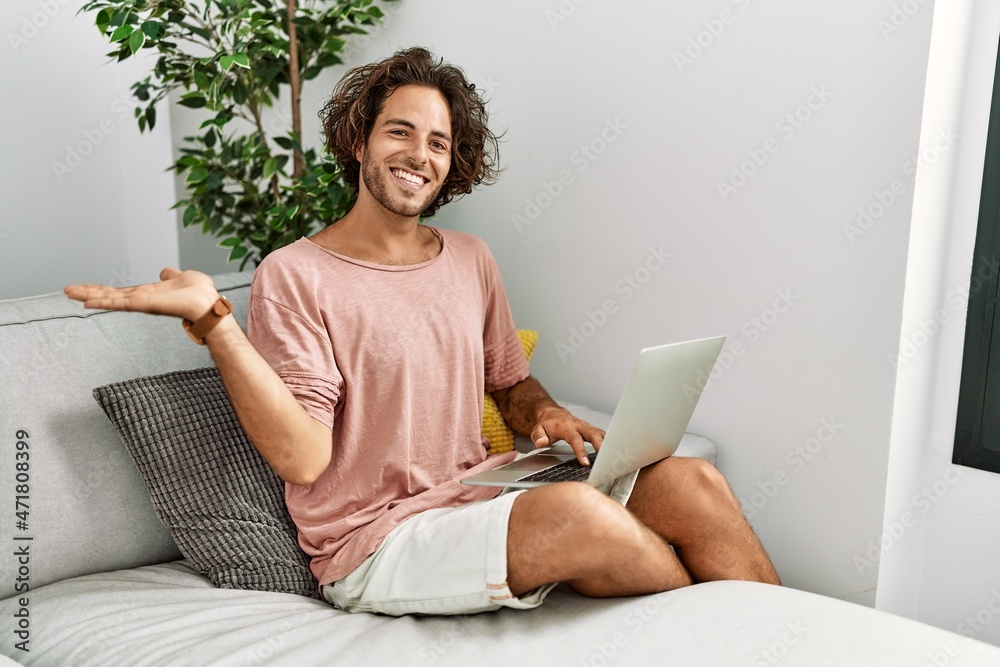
[3,561,999,667]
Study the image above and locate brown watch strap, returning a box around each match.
[182,296,233,345]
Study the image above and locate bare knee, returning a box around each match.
[681,458,736,507]
[508,482,646,588]
[631,457,740,525]
[512,481,631,548]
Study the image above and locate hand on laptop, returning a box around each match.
[530,406,605,466]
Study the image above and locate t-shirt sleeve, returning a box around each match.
[246,273,343,431]
[481,248,530,393]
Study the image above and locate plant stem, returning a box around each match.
[246,101,281,203]
[286,0,304,180]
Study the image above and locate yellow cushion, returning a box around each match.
[483,330,538,455]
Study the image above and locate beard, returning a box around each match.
[360,154,442,218]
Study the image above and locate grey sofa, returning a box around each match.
[2,270,999,666]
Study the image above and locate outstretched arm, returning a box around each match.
[491,375,605,466]
[65,268,331,486]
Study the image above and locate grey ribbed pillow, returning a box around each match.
[93,367,320,599]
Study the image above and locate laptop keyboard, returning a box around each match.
[518,451,599,483]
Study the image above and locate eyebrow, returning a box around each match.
[384,118,452,142]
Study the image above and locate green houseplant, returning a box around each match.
[80,0,395,267]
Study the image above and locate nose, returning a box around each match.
[405,137,429,167]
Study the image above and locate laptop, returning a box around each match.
[462,335,725,490]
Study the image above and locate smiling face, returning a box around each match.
[356,85,453,219]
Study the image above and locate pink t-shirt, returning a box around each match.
[246,226,530,585]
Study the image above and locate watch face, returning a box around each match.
[212,297,233,317]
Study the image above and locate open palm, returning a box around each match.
[64,268,219,322]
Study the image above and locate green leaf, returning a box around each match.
[232,80,248,104]
[110,24,133,42]
[186,168,209,184]
[183,206,198,226]
[95,7,112,30]
[129,29,145,53]
[273,136,294,150]
[205,171,223,190]
[262,157,279,180]
[232,53,250,69]
[217,236,242,248]
[141,21,159,39]
[193,69,211,90]
[108,10,128,28]
[145,105,156,130]
[220,54,237,71]
[178,93,207,109]
[228,244,249,263]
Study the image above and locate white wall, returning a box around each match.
[0,0,177,300]
[289,0,931,607]
[878,0,1000,645]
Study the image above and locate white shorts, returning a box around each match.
[322,465,639,616]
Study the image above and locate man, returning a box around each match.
[65,47,780,616]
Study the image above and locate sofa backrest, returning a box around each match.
[0,271,254,599]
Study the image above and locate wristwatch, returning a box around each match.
[182,296,233,345]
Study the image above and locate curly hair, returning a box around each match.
[319,47,501,218]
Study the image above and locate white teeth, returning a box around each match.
[392,168,424,186]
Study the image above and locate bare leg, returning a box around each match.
[626,457,781,585]
[506,482,693,598]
